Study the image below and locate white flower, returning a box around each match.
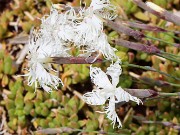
[40,6,77,44]
[24,1,119,92]
[83,61,142,128]
[73,0,117,58]
[25,31,67,92]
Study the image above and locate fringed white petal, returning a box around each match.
[74,15,103,45]
[90,0,111,10]
[114,87,142,105]
[90,0,117,20]
[106,60,122,86]
[95,33,117,60]
[105,97,122,128]
[41,7,59,26]
[90,65,114,90]
[64,6,78,21]
[40,8,60,37]
[41,84,53,93]
[58,25,75,42]
[82,89,106,105]
[95,9,117,20]
[26,62,62,92]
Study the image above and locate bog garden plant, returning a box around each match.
[0,0,179,134]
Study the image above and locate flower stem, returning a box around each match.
[36,127,130,135]
[118,19,180,35]
[105,20,145,40]
[145,35,180,48]
[160,51,180,58]
[158,92,180,97]
[115,39,160,54]
[144,92,180,102]
[51,57,103,64]
[122,62,180,81]
[141,77,180,87]
[164,32,180,41]
[156,53,180,64]
[115,39,180,64]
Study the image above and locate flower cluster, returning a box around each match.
[25,0,142,128]
[26,0,117,92]
[83,61,142,128]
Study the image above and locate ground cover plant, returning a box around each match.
[0,0,180,134]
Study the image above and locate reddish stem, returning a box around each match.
[105,20,145,40]
[51,57,103,64]
[115,39,160,54]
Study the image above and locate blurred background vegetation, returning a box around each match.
[0,0,179,134]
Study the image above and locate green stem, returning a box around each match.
[156,53,180,64]
[145,35,179,47]
[160,51,180,58]
[169,83,180,87]
[158,92,180,97]
[164,32,180,41]
[122,62,180,81]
